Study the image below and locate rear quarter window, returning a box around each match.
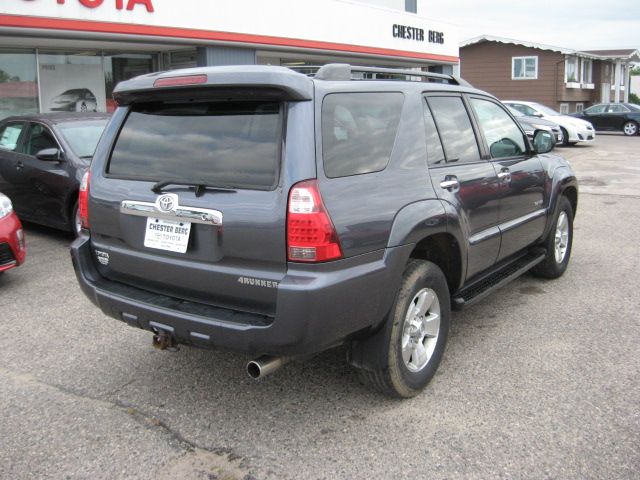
[108,101,282,191]
[322,92,404,178]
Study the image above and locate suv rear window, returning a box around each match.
[322,92,403,178]
[108,101,282,190]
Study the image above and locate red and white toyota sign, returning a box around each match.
[1,0,459,62]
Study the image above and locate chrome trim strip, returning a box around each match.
[499,208,546,233]
[469,226,500,246]
[469,208,546,245]
[120,200,223,226]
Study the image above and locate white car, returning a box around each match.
[503,101,595,146]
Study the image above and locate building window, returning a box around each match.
[576,103,584,113]
[37,50,105,113]
[560,103,569,114]
[512,56,538,80]
[565,56,579,83]
[581,59,593,85]
[104,52,157,112]
[0,49,39,121]
[405,0,417,13]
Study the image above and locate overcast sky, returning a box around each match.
[417,0,640,50]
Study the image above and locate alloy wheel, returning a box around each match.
[554,211,570,263]
[623,122,638,136]
[401,288,441,373]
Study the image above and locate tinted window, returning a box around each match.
[58,120,108,158]
[607,104,626,113]
[0,122,25,152]
[471,99,526,159]
[109,101,281,190]
[509,103,537,116]
[322,92,403,178]
[26,124,57,156]
[422,99,445,166]
[585,104,606,114]
[427,96,479,163]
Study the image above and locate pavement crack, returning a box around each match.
[580,191,640,199]
[0,367,260,479]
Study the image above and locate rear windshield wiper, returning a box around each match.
[151,180,237,197]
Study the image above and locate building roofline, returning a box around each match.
[460,35,639,61]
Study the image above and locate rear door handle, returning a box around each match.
[439,176,460,191]
[16,161,24,171]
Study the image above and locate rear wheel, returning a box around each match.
[531,196,573,279]
[623,121,638,136]
[357,260,450,398]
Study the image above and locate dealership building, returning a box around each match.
[0,0,459,119]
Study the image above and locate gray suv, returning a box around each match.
[71,64,577,398]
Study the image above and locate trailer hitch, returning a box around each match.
[152,331,179,352]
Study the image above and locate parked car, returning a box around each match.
[71,64,577,398]
[570,103,640,136]
[504,100,595,146]
[0,113,110,235]
[0,192,26,273]
[49,89,98,113]
[507,106,563,145]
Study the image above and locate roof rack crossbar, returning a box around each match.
[299,63,471,87]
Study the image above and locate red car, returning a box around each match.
[0,192,26,273]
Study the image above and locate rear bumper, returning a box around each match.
[71,234,411,357]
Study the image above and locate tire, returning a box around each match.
[623,121,638,136]
[560,127,570,146]
[531,196,573,279]
[71,201,82,236]
[357,260,450,398]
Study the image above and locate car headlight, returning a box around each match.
[0,193,14,219]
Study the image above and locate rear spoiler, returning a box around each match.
[113,66,314,105]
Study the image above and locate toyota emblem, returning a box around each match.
[156,193,178,213]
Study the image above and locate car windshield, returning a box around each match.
[531,103,561,116]
[507,106,524,117]
[627,103,640,112]
[58,119,108,158]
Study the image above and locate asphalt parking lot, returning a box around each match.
[1,134,639,480]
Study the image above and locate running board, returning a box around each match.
[452,249,546,310]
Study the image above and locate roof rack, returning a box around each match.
[290,63,471,87]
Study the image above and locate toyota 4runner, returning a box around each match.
[71,64,578,398]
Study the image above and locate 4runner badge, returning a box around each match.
[95,250,110,266]
[238,276,279,289]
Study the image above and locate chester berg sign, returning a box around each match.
[25,0,155,12]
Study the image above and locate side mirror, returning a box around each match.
[36,148,63,162]
[532,112,544,118]
[533,130,555,154]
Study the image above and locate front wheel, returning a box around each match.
[531,196,574,279]
[560,127,570,146]
[623,121,638,136]
[71,201,82,237]
[357,260,450,398]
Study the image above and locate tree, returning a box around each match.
[0,69,20,83]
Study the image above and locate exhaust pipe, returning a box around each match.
[247,355,289,379]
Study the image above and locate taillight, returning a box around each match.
[287,180,342,262]
[79,171,90,230]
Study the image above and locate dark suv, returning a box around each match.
[71,64,577,398]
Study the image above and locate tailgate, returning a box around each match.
[87,98,307,317]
